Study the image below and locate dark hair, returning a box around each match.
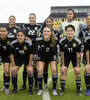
[29,13,36,18]
[67,9,76,19]
[0,24,8,31]
[44,17,53,26]
[17,29,26,36]
[9,15,16,20]
[65,25,75,31]
[43,26,56,47]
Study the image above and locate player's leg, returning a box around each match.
[37,61,45,95]
[50,61,58,95]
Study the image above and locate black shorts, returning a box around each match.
[64,56,77,68]
[2,56,10,63]
[14,56,29,66]
[38,54,57,64]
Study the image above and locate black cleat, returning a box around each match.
[12,89,18,95]
[20,85,26,90]
[28,89,33,95]
[60,89,65,96]
[77,90,82,96]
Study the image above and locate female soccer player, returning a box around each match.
[41,17,60,89]
[10,29,34,95]
[36,26,58,95]
[0,25,11,95]
[59,25,82,95]
[21,13,42,90]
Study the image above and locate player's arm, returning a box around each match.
[10,54,15,67]
[86,50,90,64]
[76,52,81,67]
[60,51,65,66]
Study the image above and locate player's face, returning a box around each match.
[66,27,74,38]
[29,15,36,25]
[43,27,51,39]
[9,17,16,26]
[0,27,8,39]
[46,18,53,28]
[87,16,90,26]
[67,10,74,20]
[17,32,25,44]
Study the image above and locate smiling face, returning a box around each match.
[9,16,16,26]
[17,32,25,44]
[45,18,53,28]
[29,14,36,26]
[0,27,8,39]
[66,27,75,38]
[43,27,52,40]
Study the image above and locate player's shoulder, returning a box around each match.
[84,35,90,42]
[24,40,32,46]
[36,23,42,27]
[59,36,67,43]
[36,37,43,41]
[74,36,81,44]
[10,40,17,46]
[15,25,20,29]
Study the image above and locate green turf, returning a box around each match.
[0,61,90,100]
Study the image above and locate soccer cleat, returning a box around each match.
[37,90,43,95]
[5,89,10,95]
[52,89,57,96]
[0,86,5,91]
[85,90,90,96]
[12,89,18,95]
[28,89,33,95]
[43,84,48,90]
[77,90,82,96]
[60,89,65,96]
[19,85,26,90]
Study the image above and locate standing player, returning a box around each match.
[59,25,82,95]
[0,25,11,95]
[40,17,60,89]
[57,9,86,37]
[79,15,90,96]
[10,29,34,95]
[36,26,58,95]
[0,15,20,92]
[21,13,42,90]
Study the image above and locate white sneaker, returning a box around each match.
[37,90,43,95]
[52,89,57,96]
[5,89,10,95]
[43,84,48,89]
[0,86,5,91]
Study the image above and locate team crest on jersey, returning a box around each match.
[35,27,37,31]
[7,41,10,45]
[24,45,27,50]
[73,43,76,47]
[13,29,17,33]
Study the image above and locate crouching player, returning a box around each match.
[0,25,11,95]
[36,26,58,95]
[59,25,82,95]
[10,29,34,95]
[84,35,90,96]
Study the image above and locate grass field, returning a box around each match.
[0,61,90,100]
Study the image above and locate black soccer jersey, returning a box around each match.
[59,36,81,57]
[0,37,11,57]
[36,37,57,58]
[21,23,42,42]
[7,25,20,41]
[79,27,90,38]
[84,36,90,51]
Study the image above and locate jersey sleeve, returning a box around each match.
[10,44,14,54]
[29,43,34,54]
[76,43,81,52]
[84,38,90,51]
[59,41,64,52]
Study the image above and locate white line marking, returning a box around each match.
[42,68,84,100]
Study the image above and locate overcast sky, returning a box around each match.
[0,0,90,23]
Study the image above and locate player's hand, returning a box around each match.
[85,64,90,72]
[27,65,33,74]
[26,37,32,42]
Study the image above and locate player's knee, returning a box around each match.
[85,66,90,73]
[11,67,17,75]
[60,66,67,74]
[38,68,43,76]
[52,68,57,75]
[4,70,10,76]
[74,67,80,75]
